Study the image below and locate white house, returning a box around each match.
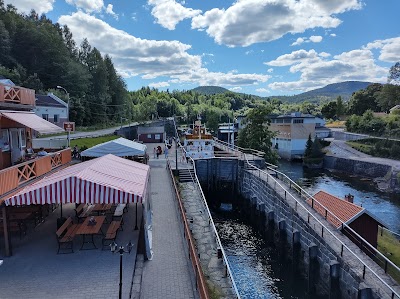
[269,112,330,160]
[34,93,68,128]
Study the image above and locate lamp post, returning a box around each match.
[110,241,133,299]
[56,85,70,147]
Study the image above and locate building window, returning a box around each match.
[0,129,10,151]
[42,114,49,121]
[18,128,26,148]
[147,134,152,139]
[155,134,161,140]
[293,119,304,124]
[54,114,59,123]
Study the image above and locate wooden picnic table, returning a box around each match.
[75,216,106,250]
[92,204,113,215]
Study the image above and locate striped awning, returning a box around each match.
[1,111,65,134]
[5,154,150,206]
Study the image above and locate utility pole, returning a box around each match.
[57,85,70,147]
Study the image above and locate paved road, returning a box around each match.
[140,153,197,299]
[36,124,136,141]
[327,139,400,171]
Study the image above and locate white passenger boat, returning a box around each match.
[183,119,214,159]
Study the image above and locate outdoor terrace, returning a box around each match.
[0,203,140,299]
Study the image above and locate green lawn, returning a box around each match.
[72,135,119,150]
[346,141,374,155]
[377,228,400,283]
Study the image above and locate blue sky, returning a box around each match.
[6,0,400,96]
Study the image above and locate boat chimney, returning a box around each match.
[344,193,354,203]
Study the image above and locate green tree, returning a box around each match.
[321,101,337,119]
[347,84,382,115]
[304,134,313,157]
[237,105,278,164]
[336,96,345,117]
[388,62,400,85]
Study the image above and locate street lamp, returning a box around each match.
[110,241,133,299]
[56,86,70,147]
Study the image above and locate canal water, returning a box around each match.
[209,160,400,298]
[277,160,400,234]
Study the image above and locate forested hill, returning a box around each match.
[191,86,230,95]
[0,4,130,127]
[192,81,373,103]
[274,81,373,103]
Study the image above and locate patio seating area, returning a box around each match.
[0,203,142,299]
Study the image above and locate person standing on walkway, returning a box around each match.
[153,147,156,158]
[164,145,169,159]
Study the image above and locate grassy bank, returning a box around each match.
[72,135,119,150]
[346,138,400,160]
[377,228,400,283]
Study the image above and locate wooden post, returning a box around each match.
[2,206,12,256]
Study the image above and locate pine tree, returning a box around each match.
[304,134,313,158]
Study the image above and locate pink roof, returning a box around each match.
[6,154,150,206]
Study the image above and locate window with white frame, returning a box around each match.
[54,114,59,123]
[19,128,26,148]
[42,114,49,121]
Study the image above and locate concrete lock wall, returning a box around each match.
[238,170,373,299]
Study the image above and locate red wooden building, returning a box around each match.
[308,191,386,249]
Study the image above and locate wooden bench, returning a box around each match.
[112,204,126,229]
[102,220,121,250]
[74,204,89,223]
[55,217,80,254]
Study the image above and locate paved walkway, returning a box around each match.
[140,153,197,299]
[327,140,400,171]
[0,204,140,299]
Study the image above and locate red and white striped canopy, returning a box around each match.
[5,154,150,206]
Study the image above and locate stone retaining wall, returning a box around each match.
[238,169,391,299]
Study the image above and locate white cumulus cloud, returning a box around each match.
[4,0,54,14]
[148,0,201,30]
[366,37,400,63]
[58,12,270,87]
[106,4,118,19]
[256,88,269,93]
[309,35,323,43]
[149,81,170,88]
[66,0,104,13]
[191,0,361,47]
[266,47,387,92]
[230,87,242,92]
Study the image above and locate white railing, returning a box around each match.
[172,119,241,298]
[242,154,400,299]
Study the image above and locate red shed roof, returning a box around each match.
[307,191,379,229]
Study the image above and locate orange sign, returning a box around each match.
[63,122,75,132]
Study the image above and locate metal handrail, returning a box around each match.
[260,163,400,278]
[172,119,241,298]
[242,155,400,298]
[166,160,209,299]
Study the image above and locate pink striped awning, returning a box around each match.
[5,154,150,206]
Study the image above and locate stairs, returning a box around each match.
[179,169,196,182]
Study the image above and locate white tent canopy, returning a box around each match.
[80,137,147,157]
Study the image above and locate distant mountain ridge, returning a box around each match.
[192,81,374,103]
[191,86,230,95]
